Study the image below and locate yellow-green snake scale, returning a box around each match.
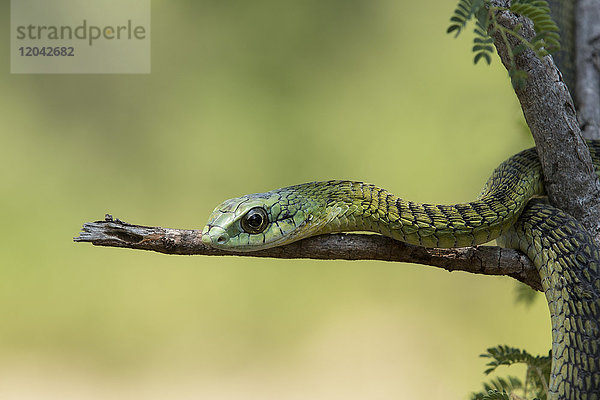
[203,141,600,398]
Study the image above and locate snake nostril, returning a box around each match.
[217,235,228,244]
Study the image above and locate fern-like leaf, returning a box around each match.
[449,0,561,89]
[447,0,474,36]
[509,68,529,90]
[481,345,550,374]
[474,51,492,65]
[472,346,551,400]
[472,389,511,400]
[475,375,523,397]
[510,0,560,55]
[472,12,493,65]
[514,282,539,306]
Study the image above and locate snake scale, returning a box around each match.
[202,2,600,398]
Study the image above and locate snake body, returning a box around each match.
[203,142,600,398]
[203,1,599,397]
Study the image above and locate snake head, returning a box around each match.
[202,185,335,252]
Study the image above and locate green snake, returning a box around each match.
[203,143,600,398]
[202,2,600,398]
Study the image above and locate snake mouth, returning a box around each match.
[201,225,231,247]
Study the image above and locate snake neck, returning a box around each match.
[314,147,544,248]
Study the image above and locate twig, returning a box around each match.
[74,214,542,291]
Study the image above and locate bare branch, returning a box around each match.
[489,0,600,242]
[74,215,542,291]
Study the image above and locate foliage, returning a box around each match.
[448,0,560,89]
[473,388,512,400]
[513,282,539,306]
[470,345,551,399]
[450,3,558,399]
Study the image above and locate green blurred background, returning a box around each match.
[1,0,549,398]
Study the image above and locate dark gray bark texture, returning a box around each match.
[490,0,600,243]
[576,0,600,140]
[74,215,542,291]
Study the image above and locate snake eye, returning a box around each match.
[241,207,269,234]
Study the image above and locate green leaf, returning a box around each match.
[447,25,461,35]
[449,0,561,90]
[473,37,493,44]
[512,43,527,56]
[483,390,510,400]
[474,51,491,65]
[514,282,539,306]
[454,8,468,19]
[473,44,494,52]
[510,68,528,90]
[471,346,550,400]
[474,27,487,37]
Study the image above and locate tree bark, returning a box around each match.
[74,215,542,290]
[489,0,600,243]
[576,0,600,140]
